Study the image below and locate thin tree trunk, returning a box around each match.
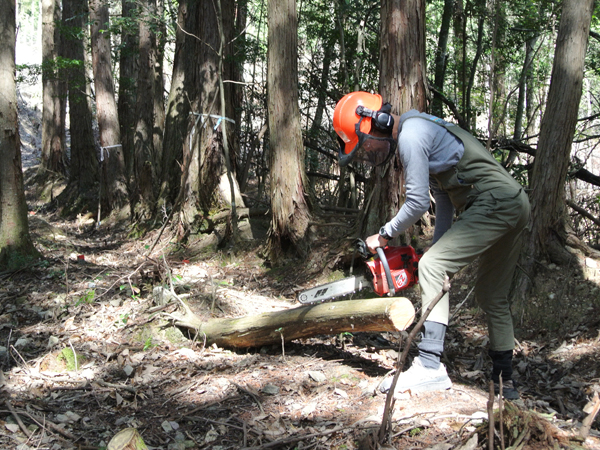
[465,13,484,130]
[266,0,312,260]
[506,33,538,169]
[90,0,129,218]
[453,0,465,114]
[40,0,67,177]
[431,0,454,117]
[62,0,98,203]
[132,0,158,220]
[487,0,507,145]
[118,0,138,180]
[524,35,539,140]
[0,0,38,267]
[238,0,265,194]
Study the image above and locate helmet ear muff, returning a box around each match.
[372,102,394,133]
[356,103,395,134]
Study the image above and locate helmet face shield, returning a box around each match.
[338,117,397,167]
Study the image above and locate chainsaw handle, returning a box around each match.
[376,247,396,296]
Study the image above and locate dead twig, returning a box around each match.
[8,407,77,442]
[378,276,451,445]
[449,286,474,323]
[580,391,600,439]
[499,378,505,450]
[487,381,495,450]
[5,400,32,438]
[231,382,265,414]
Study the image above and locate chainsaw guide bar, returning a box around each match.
[297,275,370,304]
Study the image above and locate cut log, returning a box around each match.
[169,297,415,348]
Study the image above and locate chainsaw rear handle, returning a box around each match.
[376,247,396,296]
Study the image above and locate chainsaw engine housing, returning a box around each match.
[366,246,420,296]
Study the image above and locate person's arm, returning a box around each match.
[381,124,431,239]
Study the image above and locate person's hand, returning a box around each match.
[366,233,388,253]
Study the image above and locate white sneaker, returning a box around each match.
[380,357,452,395]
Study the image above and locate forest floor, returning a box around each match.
[1,91,600,449]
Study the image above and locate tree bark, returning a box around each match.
[40,0,67,177]
[90,0,129,218]
[487,0,507,143]
[465,12,484,131]
[431,0,454,118]
[367,0,428,243]
[61,0,99,204]
[118,0,139,180]
[453,0,465,115]
[131,0,159,221]
[512,0,594,315]
[176,0,242,235]
[266,0,312,260]
[159,0,192,207]
[170,297,415,349]
[0,0,38,268]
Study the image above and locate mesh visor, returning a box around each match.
[352,134,396,166]
[338,117,397,167]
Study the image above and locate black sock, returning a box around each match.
[418,321,446,369]
[489,349,513,383]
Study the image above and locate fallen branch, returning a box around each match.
[5,400,32,438]
[167,297,415,348]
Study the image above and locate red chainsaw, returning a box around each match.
[297,240,422,304]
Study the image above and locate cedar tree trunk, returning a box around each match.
[62,0,99,204]
[131,0,159,221]
[90,0,129,218]
[512,0,594,314]
[365,0,428,241]
[40,0,67,177]
[266,0,312,260]
[118,0,139,180]
[0,0,38,268]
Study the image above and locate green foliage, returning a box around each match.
[75,289,96,307]
[143,337,155,351]
[409,427,423,437]
[16,63,41,84]
[17,57,86,85]
[116,313,130,327]
[58,347,85,371]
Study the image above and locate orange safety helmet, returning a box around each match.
[333,92,396,166]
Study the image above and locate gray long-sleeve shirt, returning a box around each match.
[381,110,464,243]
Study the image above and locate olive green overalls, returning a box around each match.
[410,116,531,352]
